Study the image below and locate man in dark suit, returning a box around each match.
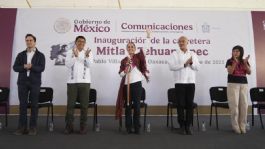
[13,34,45,135]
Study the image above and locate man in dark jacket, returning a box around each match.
[13,34,45,135]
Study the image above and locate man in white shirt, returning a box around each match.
[64,36,93,135]
[168,36,199,135]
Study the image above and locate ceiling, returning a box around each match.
[0,0,265,10]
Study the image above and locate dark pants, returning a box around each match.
[17,80,40,129]
[174,83,195,127]
[65,83,90,126]
[124,81,142,130]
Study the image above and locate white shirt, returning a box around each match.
[168,49,199,84]
[120,63,145,85]
[26,48,36,76]
[119,39,150,85]
[65,49,94,84]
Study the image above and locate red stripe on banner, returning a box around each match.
[251,11,265,114]
[0,8,17,87]
[251,11,265,87]
[0,8,17,114]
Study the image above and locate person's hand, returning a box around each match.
[125,58,132,73]
[243,55,250,64]
[24,64,32,70]
[24,64,28,69]
[28,64,32,69]
[184,57,192,67]
[85,49,91,58]
[73,48,78,57]
[233,56,239,62]
[126,58,132,66]
[146,28,151,39]
[124,66,131,73]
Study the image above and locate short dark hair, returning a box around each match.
[75,36,86,43]
[25,34,36,42]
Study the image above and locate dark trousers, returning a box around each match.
[124,81,142,130]
[17,81,40,129]
[65,83,90,126]
[174,83,195,127]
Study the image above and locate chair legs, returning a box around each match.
[252,106,264,129]
[5,104,8,127]
[166,104,169,127]
[46,106,50,128]
[95,105,98,124]
[46,104,54,129]
[93,104,98,130]
[258,108,264,129]
[215,106,219,130]
[191,107,200,130]
[143,105,147,131]
[209,105,213,126]
[196,107,200,130]
[51,104,54,123]
[252,106,254,126]
[170,106,174,130]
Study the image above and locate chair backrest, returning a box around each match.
[167,88,176,103]
[250,87,265,102]
[209,86,227,102]
[38,87,53,103]
[0,87,10,102]
[76,88,97,103]
[89,88,97,103]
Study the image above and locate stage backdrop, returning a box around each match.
[9,9,257,106]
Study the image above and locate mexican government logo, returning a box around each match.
[54,18,71,33]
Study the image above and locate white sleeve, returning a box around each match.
[168,52,185,71]
[119,71,126,77]
[190,53,200,71]
[84,51,94,68]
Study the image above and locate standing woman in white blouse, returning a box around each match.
[64,36,94,135]
[115,30,151,134]
[168,36,200,135]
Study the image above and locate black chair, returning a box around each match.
[209,86,229,129]
[27,87,54,128]
[166,88,200,130]
[0,87,9,127]
[119,87,148,131]
[75,88,98,130]
[250,87,265,129]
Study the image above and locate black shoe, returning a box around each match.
[126,128,133,134]
[179,126,186,135]
[80,124,87,135]
[185,126,193,135]
[14,128,28,136]
[28,128,37,136]
[64,124,74,134]
[134,128,140,135]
